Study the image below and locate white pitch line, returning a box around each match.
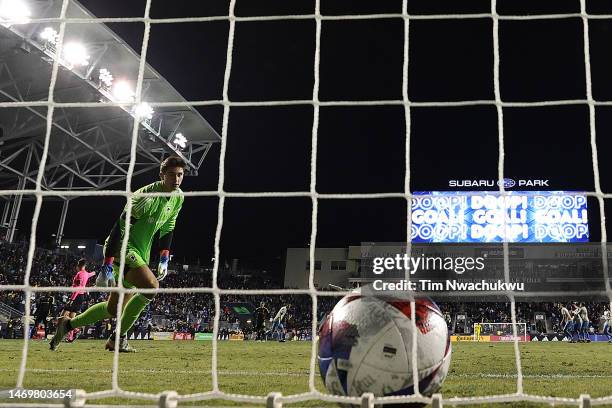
[455,373,612,379]
[0,368,309,377]
[1,368,612,379]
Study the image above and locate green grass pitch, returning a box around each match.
[1,340,611,407]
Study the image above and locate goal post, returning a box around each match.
[473,322,529,342]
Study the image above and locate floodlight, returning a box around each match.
[173,132,188,149]
[134,102,154,120]
[63,42,90,67]
[39,27,58,43]
[99,68,113,88]
[112,80,135,102]
[0,0,31,24]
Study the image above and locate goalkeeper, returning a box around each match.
[50,156,185,352]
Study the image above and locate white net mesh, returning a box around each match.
[0,0,611,407]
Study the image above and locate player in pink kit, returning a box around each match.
[61,259,96,342]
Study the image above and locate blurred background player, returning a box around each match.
[602,308,612,343]
[572,302,584,342]
[269,304,289,342]
[50,156,185,352]
[559,303,574,343]
[96,254,115,287]
[254,301,269,341]
[61,259,95,343]
[474,322,482,342]
[33,290,55,339]
[578,302,590,343]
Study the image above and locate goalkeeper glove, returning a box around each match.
[96,257,116,287]
[157,250,170,281]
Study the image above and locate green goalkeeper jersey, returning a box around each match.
[105,181,184,265]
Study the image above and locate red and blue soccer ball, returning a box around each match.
[318,291,451,401]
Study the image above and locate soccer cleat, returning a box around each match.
[49,317,71,351]
[105,333,136,353]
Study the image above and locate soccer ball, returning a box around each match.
[317,290,451,402]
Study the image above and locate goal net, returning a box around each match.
[0,0,612,407]
[474,322,528,342]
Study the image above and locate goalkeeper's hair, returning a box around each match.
[160,155,187,174]
[77,258,87,269]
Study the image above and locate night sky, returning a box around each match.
[12,0,612,275]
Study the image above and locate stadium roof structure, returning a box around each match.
[0,0,220,242]
[0,0,220,191]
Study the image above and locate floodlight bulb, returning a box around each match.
[134,102,154,120]
[99,68,113,88]
[63,42,90,67]
[40,27,58,42]
[0,0,31,24]
[112,81,135,102]
[173,133,188,149]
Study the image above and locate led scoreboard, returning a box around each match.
[411,191,589,243]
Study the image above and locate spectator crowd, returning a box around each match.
[1,240,610,339]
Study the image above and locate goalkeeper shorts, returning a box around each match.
[111,247,148,289]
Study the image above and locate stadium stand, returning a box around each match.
[1,239,610,341]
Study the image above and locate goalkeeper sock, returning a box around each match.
[70,302,111,329]
[118,294,150,337]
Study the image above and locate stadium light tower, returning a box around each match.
[0,0,31,25]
